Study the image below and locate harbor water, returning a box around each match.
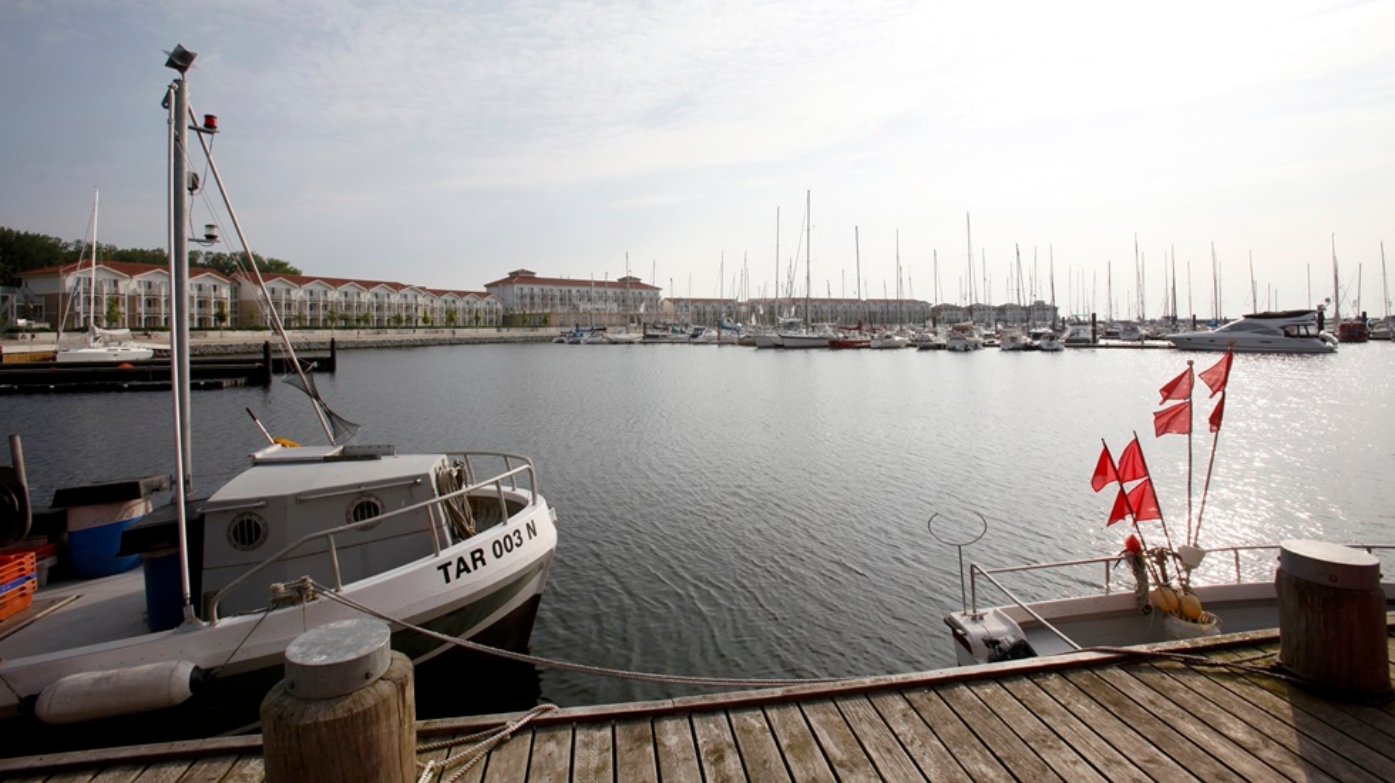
[3,341,1392,715]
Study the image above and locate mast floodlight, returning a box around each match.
[164,44,196,74]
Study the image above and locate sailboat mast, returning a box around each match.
[88,189,99,332]
[804,190,811,325]
[855,226,862,302]
[1332,233,1341,322]
[1382,241,1390,321]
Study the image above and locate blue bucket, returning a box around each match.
[69,515,144,578]
[143,548,184,632]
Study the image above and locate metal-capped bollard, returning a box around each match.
[262,619,416,782]
[1276,540,1393,700]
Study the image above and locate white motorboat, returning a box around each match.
[869,330,909,349]
[1061,323,1094,346]
[944,323,983,352]
[997,327,1031,351]
[1168,310,1337,353]
[1032,328,1064,352]
[0,47,557,746]
[913,328,947,350]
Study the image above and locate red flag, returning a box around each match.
[1127,478,1162,521]
[1153,401,1192,436]
[1091,444,1118,492]
[1158,368,1193,403]
[1209,393,1226,432]
[1106,488,1130,526]
[1117,437,1148,482]
[1199,348,1233,397]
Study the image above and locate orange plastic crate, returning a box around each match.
[0,551,36,585]
[0,577,35,620]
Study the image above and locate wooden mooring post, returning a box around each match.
[1276,539,1393,700]
[261,619,416,782]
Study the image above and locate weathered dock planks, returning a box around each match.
[3,624,1392,782]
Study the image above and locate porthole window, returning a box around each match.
[228,512,268,551]
[347,493,384,530]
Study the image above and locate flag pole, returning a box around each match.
[1185,360,1194,550]
[1193,390,1224,546]
[1193,345,1235,546]
[1130,429,1177,554]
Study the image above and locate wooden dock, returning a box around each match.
[2,624,1392,781]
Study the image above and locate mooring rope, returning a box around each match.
[415,704,558,783]
[1081,645,1311,683]
[298,577,852,689]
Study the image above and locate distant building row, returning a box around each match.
[4,263,1055,331]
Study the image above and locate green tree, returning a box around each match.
[104,296,122,327]
[445,309,458,328]
[390,313,404,328]
[421,312,432,328]
[190,250,301,276]
[326,306,339,330]
[214,303,228,328]
[0,227,70,285]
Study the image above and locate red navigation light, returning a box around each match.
[203,114,218,131]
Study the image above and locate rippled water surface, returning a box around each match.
[4,341,1392,710]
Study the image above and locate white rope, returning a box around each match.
[415,704,557,783]
[299,578,852,689]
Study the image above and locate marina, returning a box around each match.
[3,340,1392,740]
[1,38,1393,774]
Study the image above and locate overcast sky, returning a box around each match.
[3,1,1393,318]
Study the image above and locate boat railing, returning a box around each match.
[207,452,539,623]
[965,543,1395,618]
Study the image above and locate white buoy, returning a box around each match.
[35,660,198,725]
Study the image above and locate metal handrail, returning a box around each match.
[967,542,1395,617]
[207,454,538,622]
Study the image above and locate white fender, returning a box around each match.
[35,660,198,725]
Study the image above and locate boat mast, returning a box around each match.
[88,189,99,334]
[805,190,811,325]
[1332,233,1340,323]
[165,45,198,628]
[1382,241,1390,322]
[169,54,193,488]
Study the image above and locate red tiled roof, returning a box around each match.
[483,272,660,291]
[21,261,232,282]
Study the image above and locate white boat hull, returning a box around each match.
[0,494,556,723]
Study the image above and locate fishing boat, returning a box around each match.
[0,46,557,747]
[54,191,156,364]
[1167,310,1336,353]
[942,348,1393,666]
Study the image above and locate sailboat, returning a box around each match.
[777,191,832,348]
[54,190,156,364]
[0,46,558,749]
